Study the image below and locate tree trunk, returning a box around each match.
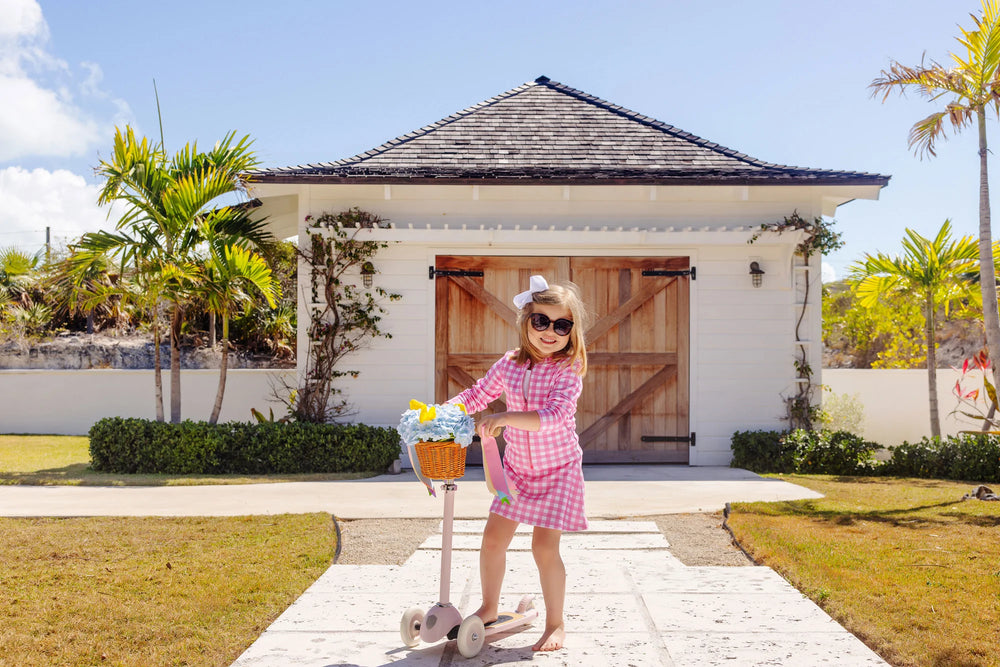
[208,311,216,348]
[170,305,183,424]
[977,109,1000,404]
[209,338,228,425]
[925,292,940,438]
[982,401,996,433]
[152,309,164,422]
[86,311,94,335]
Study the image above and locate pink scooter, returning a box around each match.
[400,439,538,658]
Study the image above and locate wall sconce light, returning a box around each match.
[361,261,375,288]
[749,261,765,288]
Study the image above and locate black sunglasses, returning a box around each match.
[529,312,574,336]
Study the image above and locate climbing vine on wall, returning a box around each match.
[751,212,844,430]
[285,208,401,423]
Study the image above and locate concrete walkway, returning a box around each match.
[233,519,888,666]
[0,465,822,518]
[0,467,890,665]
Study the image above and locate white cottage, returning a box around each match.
[249,76,888,466]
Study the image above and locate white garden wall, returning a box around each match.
[822,368,984,446]
[0,369,296,435]
[0,368,972,455]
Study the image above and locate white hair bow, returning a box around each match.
[512,275,549,309]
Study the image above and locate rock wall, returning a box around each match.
[0,333,294,370]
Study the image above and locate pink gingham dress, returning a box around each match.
[450,350,588,531]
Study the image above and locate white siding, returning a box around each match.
[280,183,836,465]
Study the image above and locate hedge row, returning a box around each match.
[881,434,1000,482]
[89,417,401,475]
[731,429,999,482]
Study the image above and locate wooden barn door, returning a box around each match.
[433,256,690,464]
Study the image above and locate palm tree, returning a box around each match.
[870,0,1000,397]
[201,242,277,424]
[849,220,980,436]
[51,249,121,334]
[79,125,269,422]
[66,242,170,420]
[0,246,41,310]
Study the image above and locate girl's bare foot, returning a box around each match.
[471,604,498,625]
[532,624,565,651]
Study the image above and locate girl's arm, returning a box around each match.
[447,354,508,414]
[477,364,582,438]
[534,365,583,431]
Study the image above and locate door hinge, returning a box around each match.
[641,432,695,447]
[429,267,485,280]
[642,267,695,280]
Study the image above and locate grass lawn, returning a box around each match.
[727,475,1000,667]
[0,513,335,666]
[0,434,373,485]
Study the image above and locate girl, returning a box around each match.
[448,275,588,652]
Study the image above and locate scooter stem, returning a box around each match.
[439,482,457,604]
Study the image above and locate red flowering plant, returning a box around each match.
[950,349,1000,433]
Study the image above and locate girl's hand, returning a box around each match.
[478,411,541,437]
[477,414,506,439]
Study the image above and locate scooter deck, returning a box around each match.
[485,610,535,632]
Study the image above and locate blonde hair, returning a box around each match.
[515,281,588,377]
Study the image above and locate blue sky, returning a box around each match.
[0,0,989,281]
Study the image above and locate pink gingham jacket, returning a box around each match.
[452,351,583,466]
[450,350,587,530]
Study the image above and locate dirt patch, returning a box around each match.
[645,512,753,566]
[334,513,753,567]
[335,518,439,565]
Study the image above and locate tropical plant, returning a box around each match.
[0,246,42,311]
[823,281,929,368]
[819,391,867,436]
[951,347,1000,431]
[228,239,297,358]
[8,303,53,337]
[201,243,277,424]
[74,125,270,423]
[871,0,1000,408]
[49,249,130,334]
[848,220,980,436]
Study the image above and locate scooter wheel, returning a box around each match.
[400,607,424,647]
[457,615,486,658]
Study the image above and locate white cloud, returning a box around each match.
[821,262,836,283]
[0,0,130,162]
[0,0,45,44]
[0,166,112,250]
[0,74,100,161]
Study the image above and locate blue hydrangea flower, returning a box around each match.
[398,402,475,447]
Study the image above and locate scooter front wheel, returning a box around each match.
[457,615,486,658]
[400,607,424,647]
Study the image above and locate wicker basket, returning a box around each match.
[414,440,466,480]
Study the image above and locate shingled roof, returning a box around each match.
[252,76,889,187]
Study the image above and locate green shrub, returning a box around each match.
[730,430,795,473]
[731,428,880,475]
[884,434,999,483]
[88,417,400,475]
[786,429,880,476]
